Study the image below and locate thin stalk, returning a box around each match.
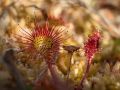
[77,61,90,90]
[66,52,73,82]
[34,64,48,83]
[48,63,69,90]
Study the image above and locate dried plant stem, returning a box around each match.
[3,49,26,90]
[77,61,90,90]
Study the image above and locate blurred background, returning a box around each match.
[0,0,120,90]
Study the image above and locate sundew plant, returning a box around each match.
[14,15,101,90]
